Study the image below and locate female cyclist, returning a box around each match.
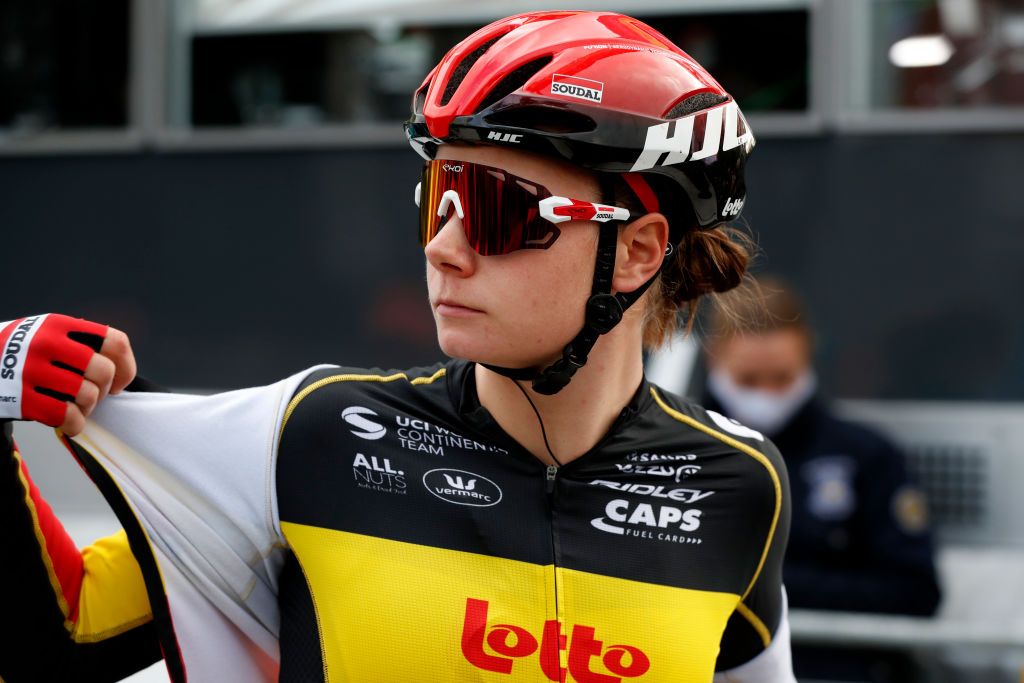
[1,11,792,683]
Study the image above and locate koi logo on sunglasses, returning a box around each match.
[442,164,464,173]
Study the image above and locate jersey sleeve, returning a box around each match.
[711,427,795,682]
[60,366,331,683]
[712,590,795,683]
[0,420,161,682]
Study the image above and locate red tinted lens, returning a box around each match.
[419,160,560,256]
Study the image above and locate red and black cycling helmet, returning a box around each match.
[405,11,756,395]
[405,10,755,236]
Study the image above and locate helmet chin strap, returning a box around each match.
[483,223,668,395]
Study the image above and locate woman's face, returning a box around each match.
[709,328,812,393]
[424,145,601,368]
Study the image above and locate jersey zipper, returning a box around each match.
[544,462,565,679]
[545,463,558,494]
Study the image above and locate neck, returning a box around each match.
[475,323,645,466]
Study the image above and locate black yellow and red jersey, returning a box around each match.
[1,359,792,682]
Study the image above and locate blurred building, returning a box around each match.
[3,1,1024,681]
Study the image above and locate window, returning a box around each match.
[186,9,810,128]
[0,0,130,134]
[849,0,1024,111]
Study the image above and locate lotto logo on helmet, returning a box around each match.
[341,406,387,440]
[461,597,650,681]
[550,74,604,103]
[722,197,745,217]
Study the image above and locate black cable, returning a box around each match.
[509,378,562,467]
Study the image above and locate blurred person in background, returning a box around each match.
[702,276,941,682]
[1,11,796,683]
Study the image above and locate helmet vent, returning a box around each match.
[440,35,504,106]
[475,55,553,113]
[485,105,596,134]
[666,92,728,119]
[414,79,432,114]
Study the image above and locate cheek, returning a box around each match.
[504,244,593,325]
[427,228,597,365]
[487,267,568,340]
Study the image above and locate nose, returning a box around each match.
[421,188,477,276]
[424,199,477,277]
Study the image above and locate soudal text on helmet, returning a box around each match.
[550,74,604,103]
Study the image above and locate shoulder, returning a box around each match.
[647,383,787,480]
[289,361,450,407]
[642,384,790,530]
[643,385,786,532]
[279,360,453,444]
[639,384,791,601]
[293,362,450,394]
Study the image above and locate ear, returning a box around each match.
[612,212,669,294]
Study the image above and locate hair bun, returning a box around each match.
[673,227,750,302]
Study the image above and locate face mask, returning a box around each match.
[707,368,817,437]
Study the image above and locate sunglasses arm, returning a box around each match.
[539,196,631,225]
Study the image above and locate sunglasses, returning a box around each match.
[414,159,631,256]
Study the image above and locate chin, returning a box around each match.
[437,330,501,365]
[436,327,482,361]
[436,328,560,369]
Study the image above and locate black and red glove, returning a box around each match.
[0,314,108,427]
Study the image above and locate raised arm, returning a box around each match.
[0,314,137,437]
[0,314,160,681]
[0,421,160,681]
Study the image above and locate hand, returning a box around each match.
[0,314,137,436]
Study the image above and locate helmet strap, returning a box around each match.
[483,222,664,395]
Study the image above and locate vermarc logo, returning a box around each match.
[341,406,387,440]
[423,468,502,507]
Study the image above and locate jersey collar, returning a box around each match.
[446,358,654,459]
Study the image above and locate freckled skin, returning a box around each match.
[425,145,601,369]
[421,143,669,463]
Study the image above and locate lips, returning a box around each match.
[434,298,484,317]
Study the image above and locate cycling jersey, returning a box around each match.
[2,359,792,682]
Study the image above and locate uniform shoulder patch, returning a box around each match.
[892,485,930,534]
